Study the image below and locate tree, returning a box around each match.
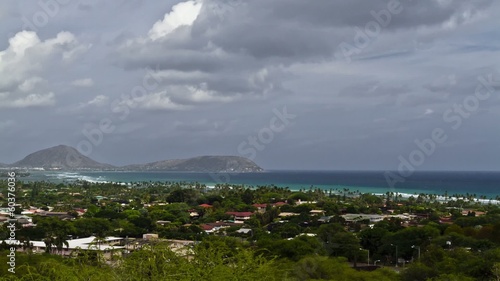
[401,263,439,281]
[257,236,324,261]
[317,223,345,243]
[117,240,284,280]
[73,218,112,238]
[270,222,300,239]
[166,188,199,205]
[359,227,389,259]
[493,262,500,281]
[36,217,75,254]
[294,256,399,281]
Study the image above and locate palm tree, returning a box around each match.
[54,235,69,255]
[43,236,54,253]
[21,238,33,253]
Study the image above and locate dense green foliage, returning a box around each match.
[1,179,500,280]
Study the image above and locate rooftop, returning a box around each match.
[4,236,124,251]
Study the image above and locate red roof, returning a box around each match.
[252,203,268,208]
[273,202,287,206]
[226,212,254,217]
[439,217,453,224]
[201,224,214,231]
[199,204,213,208]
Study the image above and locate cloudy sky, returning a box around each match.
[1,0,500,171]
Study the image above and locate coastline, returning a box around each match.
[6,170,500,202]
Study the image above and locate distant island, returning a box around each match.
[1,145,264,173]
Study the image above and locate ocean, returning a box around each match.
[13,170,500,200]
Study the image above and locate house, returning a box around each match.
[37,211,73,220]
[252,203,268,213]
[199,204,213,208]
[439,216,453,224]
[461,210,486,217]
[236,228,253,235]
[74,208,87,216]
[165,239,196,257]
[225,212,253,223]
[0,216,9,224]
[318,216,333,223]
[287,233,317,240]
[156,220,171,226]
[201,224,216,233]
[4,236,124,259]
[341,214,385,223]
[0,208,12,216]
[201,222,242,234]
[188,209,200,218]
[95,196,108,201]
[14,215,35,227]
[278,212,300,218]
[273,202,287,207]
[310,210,325,216]
[143,233,159,240]
[200,223,233,234]
[295,200,316,205]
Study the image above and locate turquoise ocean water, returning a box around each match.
[13,170,500,200]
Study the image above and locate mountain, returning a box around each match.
[122,156,264,173]
[7,145,264,172]
[11,145,114,170]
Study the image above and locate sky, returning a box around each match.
[0,0,500,171]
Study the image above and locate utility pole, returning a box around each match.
[396,245,398,267]
[412,245,421,262]
[360,248,370,265]
[391,244,399,267]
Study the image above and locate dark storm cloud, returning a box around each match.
[118,47,225,72]
[0,0,499,171]
[248,0,492,29]
[194,0,495,60]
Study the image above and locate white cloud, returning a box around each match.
[248,68,279,96]
[0,31,88,108]
[130,91,189,110]
[148,0,203,40]
[0,92,55,108]
[87,95,109,106]
[71,78,95,87]
[441,8,485,30]
[2,0,500,170]
[110,82,239,112]
[7,31,41,56]
[186,83,237,103]
[56,95,110,115]
[18,77,46,92]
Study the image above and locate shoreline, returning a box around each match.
[7,170,500,202]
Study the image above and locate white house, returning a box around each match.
[4,236,125,259]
